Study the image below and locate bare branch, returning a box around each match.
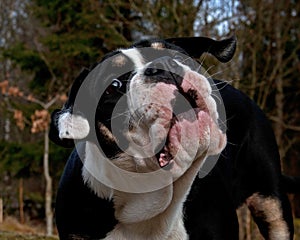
[269,116,300,132]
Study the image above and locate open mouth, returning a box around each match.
[155,81,210,169]
[156,144,173,169]
[127,70,219,171]
[156,109,210,169]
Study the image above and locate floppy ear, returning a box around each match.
[48,68,91,148]
[49,109,75,148]
[165,35,236,63]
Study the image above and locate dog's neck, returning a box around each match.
[82,140,208,239]
[104,151,208,240]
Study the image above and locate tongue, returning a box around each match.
[158,153,169,168]
[158,147,172,168]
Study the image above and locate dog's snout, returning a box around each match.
[144,56,180,77]
[144,62,164,76]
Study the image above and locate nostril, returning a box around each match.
[143,57,180,77]
[144,67,159,76]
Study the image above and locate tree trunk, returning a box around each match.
[273,4,285,164]
[44,126,53,236]
[0,198,3,224]
[4,118,10,141]
[19,178,25,224]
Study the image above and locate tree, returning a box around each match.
[0,0,139,234]
[235,0,300,166]
[1,0,299,238]
[229,1,300,238]
[31,100,59,236]
[0,77,65,235]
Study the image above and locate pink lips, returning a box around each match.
[158,109,211,168]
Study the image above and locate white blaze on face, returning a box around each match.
[58,111,90,139]
[121,48,145,69]
[116,46,226,177]
[125,80,177,158]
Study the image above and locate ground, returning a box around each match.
[0,216,299,239]
[0,216,57,240]
[0,232,57,240]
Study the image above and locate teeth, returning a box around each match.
[158,145,173,169]
[159,153,169,167]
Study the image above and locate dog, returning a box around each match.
[50,36,299,239]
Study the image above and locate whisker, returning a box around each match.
[211,92,223,104]
[211,80,231,87]
[202,65,216,77]
[226,141,238,147]
[208,63,239,80]
[199,53,209,67]
[207,69,226,79]
[136,114,145,127]
[181,56,192,64]
[211,80,233,92]
[217,117,228,129]
[217,115,236,132]
[108,110,131,121]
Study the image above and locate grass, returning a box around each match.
[0,217,57,240]
[0,216,299,239]
[295,218,300,238]
[0,232,57,240]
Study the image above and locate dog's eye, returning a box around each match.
[105,79,123,95]
[111,79,122,88]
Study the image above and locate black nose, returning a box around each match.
[144,56,180,76]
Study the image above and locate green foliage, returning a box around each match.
[1,0,299,226]
[2,0,137,99]
[0,141,71,179]
[3,0,199,97]
[0,141,43,178]
[4,44,44,72]
[49,141,72,180]
[3,43,51,94]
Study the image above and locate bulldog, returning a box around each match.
[50,36,298,240]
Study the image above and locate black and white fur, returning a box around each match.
[50,36,299,240]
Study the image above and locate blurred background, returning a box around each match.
[0,0,299,239]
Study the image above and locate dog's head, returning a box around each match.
[50,36,236,182]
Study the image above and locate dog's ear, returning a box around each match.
[49,109,75,148]
[165,36,236,63]
[48,68,92,148]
